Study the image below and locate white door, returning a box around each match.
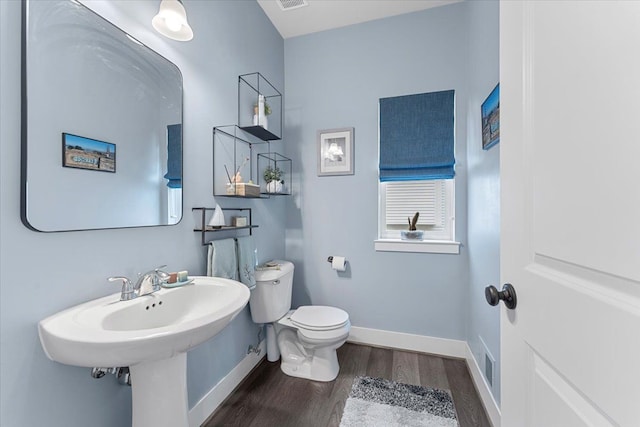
[500,2,640,426]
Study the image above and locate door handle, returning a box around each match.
[485,283,517,309]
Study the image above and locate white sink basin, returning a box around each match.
[38,276,250,427]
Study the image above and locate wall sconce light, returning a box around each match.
[152,0,193,41]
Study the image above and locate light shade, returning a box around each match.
[152,0,193,41]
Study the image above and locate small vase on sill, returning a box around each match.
[400,230,424,241]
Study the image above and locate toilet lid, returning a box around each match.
[290,306,349,331]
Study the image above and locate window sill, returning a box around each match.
[374,239,461,254]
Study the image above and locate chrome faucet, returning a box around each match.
[134,265,170,296]
[108,265,170,301]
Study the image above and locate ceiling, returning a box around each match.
[257,0,462,39]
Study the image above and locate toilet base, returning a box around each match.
[277,328,346,382]
[280,345,340,382]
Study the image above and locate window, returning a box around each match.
[379,179,454,241]
[167,187,182,225]
[376,90,459,254]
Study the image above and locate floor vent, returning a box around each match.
[479,335,495,388]
[277,0,308,11]
[484,353,494,387]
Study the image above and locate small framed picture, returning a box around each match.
[317,127,354,176]
[62,133,116,172]
[481,83,500,150]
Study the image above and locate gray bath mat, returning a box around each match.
[339,376,459,427]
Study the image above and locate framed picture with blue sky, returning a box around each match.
[481,83,500,150]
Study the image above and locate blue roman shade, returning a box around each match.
[379,90,455,181]
[164,124,182,188]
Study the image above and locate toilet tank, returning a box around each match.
[249,260,294,324]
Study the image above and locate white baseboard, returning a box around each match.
[188,340,266,427]
[347,326,468,358]
[347,326,500,427]
[464,343,501,427]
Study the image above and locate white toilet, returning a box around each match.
[249,260,350,382]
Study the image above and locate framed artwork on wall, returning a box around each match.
[317,127,354,176]
[481,83,500,150]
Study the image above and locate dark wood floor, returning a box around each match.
[203,343,492,427]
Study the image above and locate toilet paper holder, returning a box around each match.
[327,256,347,269]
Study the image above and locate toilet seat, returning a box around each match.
[289,306,349,331]
[296,320,351,344]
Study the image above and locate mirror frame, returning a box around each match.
[21,0,184,232]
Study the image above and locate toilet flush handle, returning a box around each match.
[271,279,280,285]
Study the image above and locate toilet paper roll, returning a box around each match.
[331,256,346,272]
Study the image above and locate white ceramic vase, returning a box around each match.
[266,181,282,193]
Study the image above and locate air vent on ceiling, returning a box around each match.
[277,0,308,11]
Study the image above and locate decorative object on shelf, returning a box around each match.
[263,165,283,193]
[317,127,354,176]
[232,216,247,227]
[230,156,249,184]
[226,182,260,197]
[152,0,194,42]
[207,204,226,228]
[481,83,500,150]
[225,156,260,196]
[252,95,272,130]
[266,180,282,194]
[400,212,424,240]
[238,72,282,141]
[257,152,291,196]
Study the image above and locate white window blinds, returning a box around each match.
[383,180,447,229]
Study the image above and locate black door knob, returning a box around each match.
[485,283,517,309]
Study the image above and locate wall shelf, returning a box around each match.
[212,125,268,198]
[238,72,282,141]
[212,74,288,199]
[192,207,256,246]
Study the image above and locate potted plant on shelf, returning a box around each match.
[263,165,284,194]
[401,212,424,240]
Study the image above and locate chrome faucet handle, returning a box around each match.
[108,276,135,301]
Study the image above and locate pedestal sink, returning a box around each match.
[38,276,250,427]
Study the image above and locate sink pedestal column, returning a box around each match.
[129,353,189,427]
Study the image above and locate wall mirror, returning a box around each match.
[21,0,183,232]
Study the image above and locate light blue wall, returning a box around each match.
[283,3,471,340]
[283,0,500,404]
[0,1,284,426]
[465,0,501,404]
